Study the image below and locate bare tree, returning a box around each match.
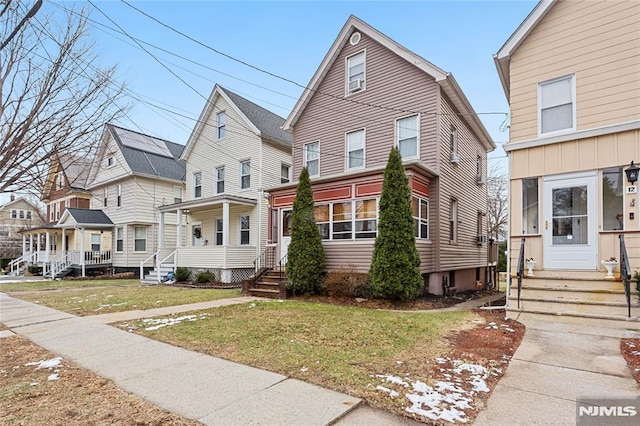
[487,163,508,241]
[0,1,128,194]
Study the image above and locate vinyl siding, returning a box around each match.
[291,31,440,178]
[87,133,132,188]
[436,95,489,271]
[509,0,640,142]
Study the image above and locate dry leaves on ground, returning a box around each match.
[621,338,640,384]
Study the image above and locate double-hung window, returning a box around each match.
[240,160,250,190]
[26,211,32,220]
[412,197,429,239]
[450,199,458,242]
[304,142,320,177]
[215,218,224,245]
[346,130,364,170]
[397,115,418,159]
[539,75,575,135]
[173,186,182,203]
[281,163,291,184]
[134,226,147,252]
[91,234,101,252]
[116,227,124,252]
[103,188,108,207]
[315,205,330,240]
[216,111,226,139]
[194,172,202,198]
[332,201,352,240]
[355,199,377,239]
[11,209,16,219]
[347,51,365,93]
[216,166,225,194]
[239,215,250,245]
[56,172,64,189]
[117,184,122,208]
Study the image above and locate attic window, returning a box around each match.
[347,51,365,93]
[216,111,226,139]
[56,171,64,189]
[107,156,115,167]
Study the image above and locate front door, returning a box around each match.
[280,209,292,263]
[543,172,598,270]
[192,224,203,246]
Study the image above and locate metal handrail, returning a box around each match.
[516,238,525,309]
[619,234,632,318]
[253,245,277,276]
[277,253,288,281]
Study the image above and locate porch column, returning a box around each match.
[158,212,165,248]
[22,235,26,257]
[80,227,86,277]
[45,231,50,262]
[222,202,230,246]
[36,233,41,261]
[29,234,33,257]
[177,210,183,247]
[61,228,67,253]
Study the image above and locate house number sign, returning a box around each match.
[627,186,637,194]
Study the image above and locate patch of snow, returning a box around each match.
[249,303,256,308]
[30,382,38,386]
[141,313,209,331]
[301,366,308,372]
[376,385,399,398]
[396,361,404,366]
[435,357,448,364]
[47,373,59,381]
[377,374,409,388]
[25,357,62,370]
[631,351,640,356]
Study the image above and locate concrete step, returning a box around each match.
[508,297,640,317]
[513,286,627,303]
[515,270,618,280]
[506,308,640,331]
[520,277,625,291]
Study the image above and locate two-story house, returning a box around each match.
[157,84,292,283]
[495,0,640,326]
[85,124,186,276]
[0,195,44,263]
[267,16,495,295]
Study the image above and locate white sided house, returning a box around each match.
[158,84,292,284]
[85,124,186,276]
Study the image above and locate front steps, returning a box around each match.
[247,270,287,299]
[141,263,175,285]
[507,273,640,331]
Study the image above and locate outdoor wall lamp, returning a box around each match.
[625,161,639,184]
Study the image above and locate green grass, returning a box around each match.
[125,301,473,406]
[0,279,141,293]
[11,284,242,316]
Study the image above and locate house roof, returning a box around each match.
[283,15,495,151]
[0,197,41,212]
[494,0,557,99]
[59,208,113,226]
[181,85,291,160]
[106,124,186,182]
[58,152,92,189]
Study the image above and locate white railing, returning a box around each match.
[49,252,72,278]
[140,250,160,282]
[83,250,112,265]
[9,255,25,275]
[156,249,177,284]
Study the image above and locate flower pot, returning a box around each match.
[525,260,536,276]
[601,260,618,279]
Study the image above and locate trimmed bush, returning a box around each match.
[286,167,326,295]
[174,267,190,282]
[194,269,215,283]
[369,147,422,301]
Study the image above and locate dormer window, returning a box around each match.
[216,111,226,139]
[347,51,365,94]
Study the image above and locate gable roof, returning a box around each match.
[283,15,495,150]
[105,124,186,182]
[58,208,113,227]
[41,152,93,200]
[0,197,41,213]
[494,0,557,99]
[181,84,291,160]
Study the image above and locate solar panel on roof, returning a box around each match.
[114,127,172,158]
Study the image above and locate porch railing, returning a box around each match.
[140,250,160,281]
[619,234,632,318]
[516,238,525,309]
[84,250,112,265]
[253,245,277,277]
[276,253,288,281]
[9,255,25,275]
[49,252,73,278]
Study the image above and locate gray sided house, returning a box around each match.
[157,84,292,284]
[267,15,496,295]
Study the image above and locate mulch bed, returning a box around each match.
[164,282,242,289]
[621,338,640,384]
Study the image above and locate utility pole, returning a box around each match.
[1,0,43,51]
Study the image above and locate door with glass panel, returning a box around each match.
[280,209,292,263]
[543,173,597,270]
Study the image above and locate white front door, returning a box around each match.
[543,172,598,270]
[280,209,292,263]
[192,224,203,246]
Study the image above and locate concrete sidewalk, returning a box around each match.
[0,293,361,425]
[474,320,640,426]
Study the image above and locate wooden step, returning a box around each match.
[247,288,285,300]
[254,281,282,291]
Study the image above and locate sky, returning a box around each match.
[2,0,538,204]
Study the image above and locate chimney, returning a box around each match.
[10,194,15,201]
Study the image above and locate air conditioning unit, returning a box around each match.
[477,235,487,246]
[348,79,364,92]
[450,152,461,164]
[476,174,486,185]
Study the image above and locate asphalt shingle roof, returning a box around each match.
[58,153,92,189]
[222,87,292,147]
[65,208,113,225]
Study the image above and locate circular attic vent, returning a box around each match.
[349,32,361,46]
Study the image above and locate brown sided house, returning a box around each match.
[266,16,496,295]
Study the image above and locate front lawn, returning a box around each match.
[9,284,242,316]
[0,278,140,293]
[120,301,483,419]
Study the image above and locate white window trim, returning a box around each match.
[133,226,147,253]
[193,171,202,199]
[239,214,250,245]
[304,141,320,177]
[345,49,366,95]
[173,185,183,204]
[522,177,541,235]
[281,163,291,184]
[240,160,251,190]
[413,196,429,240]
[450,199,458,243]
[115,227,124,252]
[117,184,122,208]
[395,114,420,160]
[216,111,226,140]
[537,73,576,137]
[215,166,225,195]
[103,188,108,207]
[215,217,224,246]
[106,155,116,168]
[345,129,366,171]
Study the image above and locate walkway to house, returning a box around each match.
[474,319,640,426]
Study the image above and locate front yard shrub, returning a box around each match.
[369,147,422,302]
[194,269,215,283]
[27,265,42,275]
[174,267,190,282]
[323,265,371,298]
[286,167,325,295]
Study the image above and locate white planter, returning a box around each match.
[525,260,536,276]
[601,260,618,279]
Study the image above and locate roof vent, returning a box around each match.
[350,32,361,46]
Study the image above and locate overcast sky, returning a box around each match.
[3,0,538,204]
